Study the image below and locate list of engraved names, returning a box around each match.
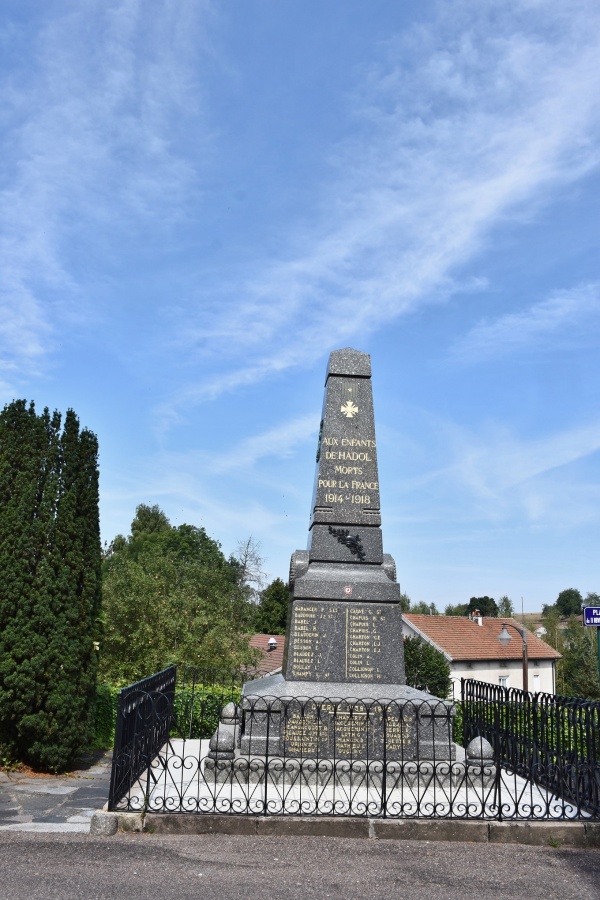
[345,606,384,680]
[289,601,390,682]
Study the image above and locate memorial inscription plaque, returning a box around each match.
[286,600,399,683]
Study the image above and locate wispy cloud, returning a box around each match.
[445,417,600,526]
[209,414,317,474]
[450,282,600,363]
[176,0,600,403]
[0,0,210,385]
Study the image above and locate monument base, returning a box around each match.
[207,673,456,777]
[204,753,495,791]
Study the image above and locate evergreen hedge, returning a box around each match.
[92,681,242,750]
[93,684,121,750]
[0,401,102,771]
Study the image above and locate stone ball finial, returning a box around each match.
[466,736,494,762]
[221,702,238,723]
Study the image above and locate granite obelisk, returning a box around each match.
[283,348,406,685]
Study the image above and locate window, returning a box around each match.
[499,675,509,688]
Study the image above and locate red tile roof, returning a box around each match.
[248,634,286,675]
[403,615,561,661]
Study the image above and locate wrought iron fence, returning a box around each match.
[462,678,600,818]
[107,669,600,819]
[108,666,252,811]
[107,666,177,811]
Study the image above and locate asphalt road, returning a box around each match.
[0,832,598,900]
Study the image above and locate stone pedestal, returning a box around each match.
[238,675,454,762]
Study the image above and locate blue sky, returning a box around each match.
[1,0,599,612]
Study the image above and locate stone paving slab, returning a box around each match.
[0,750,112,834]
[9,782,79,794]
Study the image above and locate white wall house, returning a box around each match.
[402,614,561,697]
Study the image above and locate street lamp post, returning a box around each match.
[498,621,529,692]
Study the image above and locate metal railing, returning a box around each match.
[462,678,600,818]
[108,666,252,810]
[107,666,176,811]
[107,669,600,819]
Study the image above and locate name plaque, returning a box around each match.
[286,600,403,683]
[281,699,416,761]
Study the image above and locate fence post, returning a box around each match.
[263,699,270,816]
[381,702,388,819]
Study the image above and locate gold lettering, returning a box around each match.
[340,438,376,448]
[334,465,363,475]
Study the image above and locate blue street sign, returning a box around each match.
[583,607,600,626]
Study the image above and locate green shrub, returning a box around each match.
[404,636,452,699]
[172,684,243,739]
[452,701,463,746]
[93,684,120,749]
[93,679,244,750]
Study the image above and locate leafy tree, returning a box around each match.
[399,592,411,613]
[130,503,170,538]
[409,601,440,615]
[398,593,439,615]
[498,595,514,617]
[540,604,565,687]
[232,536,266,604]
[0,401,101,771]
[100,508,257,683]
[444,603,469,616]
[584,592,600,608]
[255,578,289,634]
[561,619,600,699]
[467,596,498,617]
[541,605,600,700]
[555,588,583,617]
[403,636,452,698]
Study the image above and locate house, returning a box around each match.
[248,634,286,676]
[402,613,561,696]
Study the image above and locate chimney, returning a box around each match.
[471,609,483,626]
[267,637,278,651]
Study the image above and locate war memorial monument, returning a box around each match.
[207,348,454,782]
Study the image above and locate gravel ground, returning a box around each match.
[0,832,598,900]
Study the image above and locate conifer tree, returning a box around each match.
[0,401,101,771]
